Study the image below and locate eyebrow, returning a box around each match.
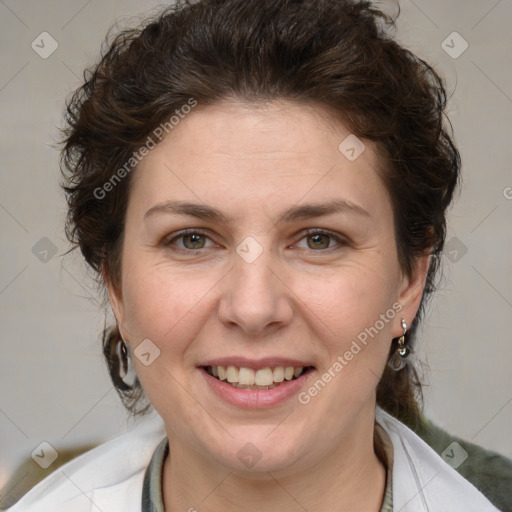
[144,199,370,224]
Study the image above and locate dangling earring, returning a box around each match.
[119,339,128,371]
[388,318,410,371]
[117,338,137,388]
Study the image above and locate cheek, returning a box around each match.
[118,260,215,411]
[297,262,399,344]
[120,257,214,346]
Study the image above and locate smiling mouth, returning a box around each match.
[202,365,315,390]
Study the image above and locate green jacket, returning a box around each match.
[412,415,512,512]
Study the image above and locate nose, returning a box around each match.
[217,245,294,336]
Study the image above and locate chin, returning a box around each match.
[210,427,309,475]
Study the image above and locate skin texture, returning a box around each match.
[107,100,429,511]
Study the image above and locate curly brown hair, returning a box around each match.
[60,0,460,434]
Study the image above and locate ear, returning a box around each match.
[102,265,127,339]
[394,252,431,337]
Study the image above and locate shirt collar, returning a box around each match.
[141,429,393,512]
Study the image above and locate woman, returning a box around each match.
[6,0,510,510]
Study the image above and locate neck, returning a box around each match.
[162,417,387,512]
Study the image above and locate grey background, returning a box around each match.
[1,0,511,498]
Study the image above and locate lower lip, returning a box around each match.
[199,368,314,409]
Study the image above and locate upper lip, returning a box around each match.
[199,357,315,370]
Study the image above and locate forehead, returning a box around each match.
[145,99,365,162]
[128,99,391,220]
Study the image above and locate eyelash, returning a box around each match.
[164,228,347,253]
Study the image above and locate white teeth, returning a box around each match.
[230,382,277,390]
[254,368,274,386]
[226,365,239,383]
[273,366,285,382]
[208,365,308,384]
[238,367,255,385]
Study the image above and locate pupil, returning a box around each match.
[185,233,204,249]
[308,234,329,250]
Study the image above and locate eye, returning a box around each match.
[163,228,347,253]
[165,230,217,251]
[294,229,346,251]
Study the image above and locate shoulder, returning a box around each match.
[413,414,512,512]
[4,414,166,512]
[375,407,505,512]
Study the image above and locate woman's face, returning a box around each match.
[108,100,427,475]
